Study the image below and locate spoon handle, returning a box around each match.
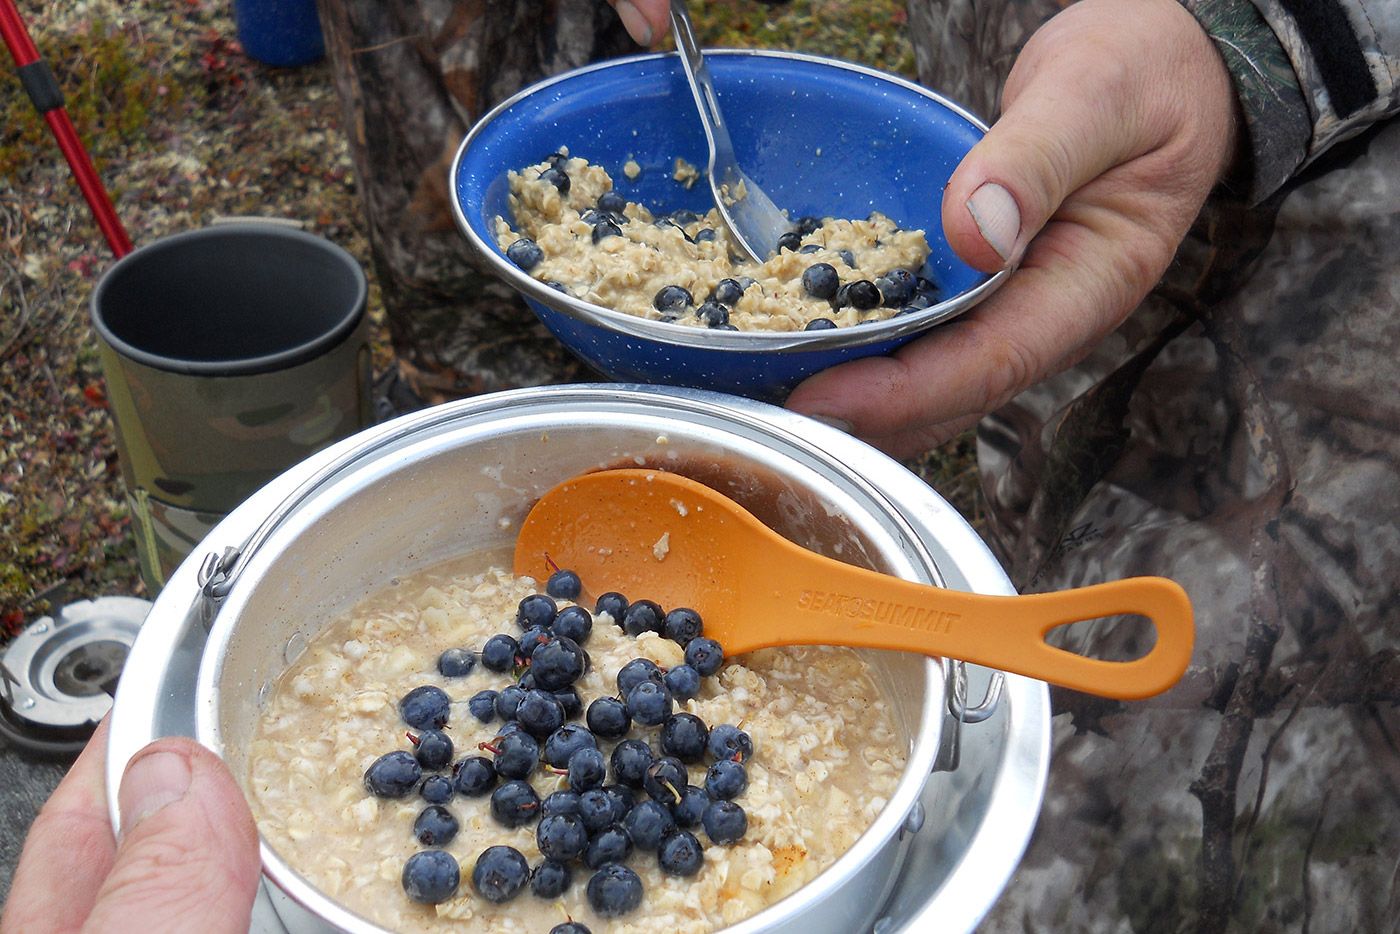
[749,549,1195,700]
[668,0,736,169]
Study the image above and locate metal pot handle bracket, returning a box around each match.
[933,659,1004,773]
[195,404,476,622]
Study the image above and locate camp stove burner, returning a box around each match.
[1,596,149,758]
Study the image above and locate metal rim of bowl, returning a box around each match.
[449,49,1010,354]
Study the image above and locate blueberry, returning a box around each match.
[549,922,590,934]
[567,746,608,791]
[517,670,537,691]
[660,713,709,763]
[776,230,802,252]
[414,804,460,846]
[696,301,729,328]
[399,685,451,730]
[516,689,565,738]
[578,787,628,834]
[621,600,664,636]
[517,593,558,629]
[596,190,627,214]
[517,625,551,659]
[610,739,655,788]
[420,773,454,804]
[670,784,708,828]
[482,633,521,673]
[643,756,688,807]
[486,730,539,779]
[705,758,748,800]
[707,724,754,763]
[585,825,634,868]
[703,799,748,844]
[876,267,916,306]
[530,636,588,692]
[364,750,421,798]
[694,227,717,242]
[653,285,693,312]
[402,849,459,903]
[684,637,724,676]
[586,864,644,917]
[532,859,574,899]
[468,689,499,723]
[594,591,629,622]
[626,680,673,726]
[554,686,585,719]
[802,262,840,299]
[490,779,542,828]
[472,845,531,903]
[796,215,823,235]
[663,664,701,701]
[846,279,881,310]
[495,684,527,720]
[410,728,454,770]
[539,165,570,194]
[804,317,838,330]
[836,248,857,268]
[540,788,583,819]
[544,568,582,599]
[553,605,593,644]
[536,812,589,861]
[657,829,705,876]
[437,647,478,678]
[592,219,623,243]
[601,783,636,817]
[624,798,677,850]
[543,724,599,768]
[506,238,544,271]
[799,242,823,254]
[586,696,632,739]
[617,657,665,695]
[670,208,700,225]
[453,755,498,796]
[708,278,746,306]
[658,606,702,646]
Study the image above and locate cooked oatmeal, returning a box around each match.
[248,557,906,934]
[492,152,936,331]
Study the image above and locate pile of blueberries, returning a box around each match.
[361,567,755,932]
[503,154,942,333]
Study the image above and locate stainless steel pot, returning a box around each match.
[106,384,1049,934]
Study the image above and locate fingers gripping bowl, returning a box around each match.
[106,385,1048,934]
[451,51,1008,403]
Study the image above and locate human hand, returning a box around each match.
[606,0,671,47]
[785,0,1240,458]
[0,718,261,934]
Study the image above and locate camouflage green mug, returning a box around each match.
[91,223,371,594]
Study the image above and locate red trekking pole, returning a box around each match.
[0,0,133,258]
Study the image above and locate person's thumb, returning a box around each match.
[85,738,261,934]
[940,0,1234,273]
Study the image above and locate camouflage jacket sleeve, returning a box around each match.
[1181,0,1400,203]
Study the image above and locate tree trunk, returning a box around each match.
[315,0,637,400]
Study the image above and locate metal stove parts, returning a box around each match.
[0,596,150,758]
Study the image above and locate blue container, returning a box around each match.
[450,50,1008,403]
[234,0,325,67]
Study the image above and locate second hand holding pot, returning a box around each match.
[514,468,1194,700]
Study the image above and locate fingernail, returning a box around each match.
[808,414,853,434]
[119,750,191,836]
[614,0,654,46]
[966,182,1020,263]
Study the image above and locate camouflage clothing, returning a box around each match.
[905,0,1400,930]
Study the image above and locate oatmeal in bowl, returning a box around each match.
[248,558,907,934]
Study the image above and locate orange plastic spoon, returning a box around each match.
[513,469,1194,700]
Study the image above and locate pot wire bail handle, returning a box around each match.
[195,403,485,619]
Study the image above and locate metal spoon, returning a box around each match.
[514,469,1196,700]
[668,0,791,263]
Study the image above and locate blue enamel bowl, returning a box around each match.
[450,50,1006,403]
